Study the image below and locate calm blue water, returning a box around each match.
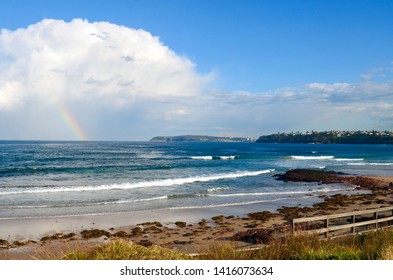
[1,141,393,218]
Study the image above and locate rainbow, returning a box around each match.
[56,103,88,141]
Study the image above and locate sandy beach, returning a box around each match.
[0,195,321,258]
[1,171,393,259]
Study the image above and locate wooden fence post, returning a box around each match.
[352,215,356,234]
[290,207,393,240]
[325,218,329,239]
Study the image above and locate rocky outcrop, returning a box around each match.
[274,169,345,183]
[274,169,392,193]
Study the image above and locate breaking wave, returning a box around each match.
[333,158,364,162]
[1,169,275,195]
[291,155,364,161]
[291,156,335,160]
[191,155,238,160]
[348,162,393,166]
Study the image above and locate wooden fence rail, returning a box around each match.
[292,206,393,239]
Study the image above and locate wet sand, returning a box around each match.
[0,195,324,240]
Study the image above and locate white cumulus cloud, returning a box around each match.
[0,19,211,139]
[0,18,209,109]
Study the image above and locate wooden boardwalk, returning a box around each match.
[292,206,393,238]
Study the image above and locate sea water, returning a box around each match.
[1,141,393,219]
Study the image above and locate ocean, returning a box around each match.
[1,141,393,219]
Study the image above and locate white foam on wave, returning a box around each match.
[333,158,364,162]
[348,162,393,166]
[191,155,237,160]
[291,155,364,161]
[110,196,168,204]
[191,156,213,160]
[207,187,234,192]
[3,169,275,195]
[219,155,237,160]
[291,155,334,160]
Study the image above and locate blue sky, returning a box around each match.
[0,0,393,140]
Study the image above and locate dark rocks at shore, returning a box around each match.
[274,169,346,183]
[339,176,391,191]
[40,232,76,242]
[81,229,112,239]
[247,211,275,222]
[138,239,154,247]
[274,169,392,192]
[272,168,393,223]
[231,229,274,244]
[0,239,9,249]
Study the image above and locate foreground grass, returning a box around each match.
[65,240,191,260]
[63,229,393,260]
[200,230,393,260]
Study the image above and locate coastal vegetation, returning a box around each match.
[256,130,393,144]
[5,226,393,260]
[62,229,393,260]
[151,130,393,144]
[199,229,393,260]
[65,239,191,260]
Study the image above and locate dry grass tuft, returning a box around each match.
[64,239,191,260]
[381,245,393,260]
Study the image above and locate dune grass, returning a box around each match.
[64,239,191,260]
[57,229,393,260]
[197,229,393,260]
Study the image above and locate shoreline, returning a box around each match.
[1,172,393,259]
[0,194,324,241]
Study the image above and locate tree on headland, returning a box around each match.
[256,130,393,144]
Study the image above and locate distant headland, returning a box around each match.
[150,135,255,142]
[151,131,393,144]
[256,130,393,144]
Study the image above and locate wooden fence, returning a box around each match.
[292,206,393,238]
